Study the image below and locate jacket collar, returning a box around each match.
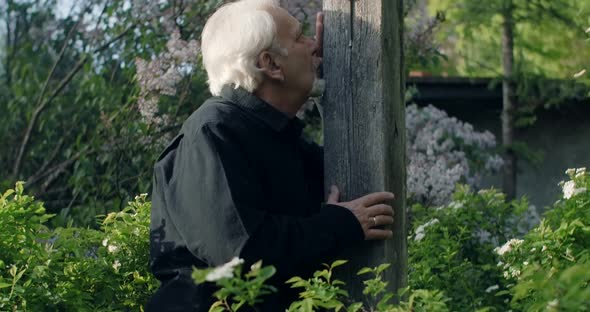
[220,85,305,137]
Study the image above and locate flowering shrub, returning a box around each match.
[495,167,590,311]
[406,104,503,206]
[410,167,590,311]
[2,167,588,311]
[409,184,528,311]
[135,29,201,128]
[193,259,450,312]
[0,183,156,311]
[192,258,277,311]
[304,102,504,207]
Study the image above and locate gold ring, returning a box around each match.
[372,216,377,227]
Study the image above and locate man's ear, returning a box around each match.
[257,51,285,82]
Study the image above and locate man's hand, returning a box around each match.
[327,185,395,240]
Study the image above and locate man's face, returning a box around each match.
[269,8,321,98]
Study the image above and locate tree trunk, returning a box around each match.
[501,1,517,200]
[323,0,407,303]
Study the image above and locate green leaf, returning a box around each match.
[303,298,314,312]
[14,267,26,282]
[257,266,276,280]
[0,282,12,289]
[231,301,245,311]
[208,301,225,312]
[348,302,363,312]
[313,269,329,279]
[9,266,17,277]
[192,267,211,284]
[15,182,24,195]
[2,188,14,200]
[250,260,262,272]
[357,267,372,275]
[376,263,391,274]
[289,280,309,289]
[330,260,348,269]
[285,276,302,284]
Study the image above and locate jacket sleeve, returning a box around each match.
[297,137,325,206]
[167,121,364,280]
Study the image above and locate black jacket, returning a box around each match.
[148,86,364,311]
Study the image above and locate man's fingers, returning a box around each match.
[315,12,324,57]
[327,185,339,204]
[367,204,394,217]
[373,215,394,227]
[366,229,393,241]
[358,192,394,207]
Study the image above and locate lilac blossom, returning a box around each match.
[135,29,200,127]
[406,104,503,206]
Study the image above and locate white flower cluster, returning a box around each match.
[547,299,559,310]
[496,244,548,275]
[406,104,503,206]
[503,266,521,279]
[414,218,439,241]
[135,29,200,126]
[205,257,244,282]
[561,167,587,199]
[102,238,119,253]
[494,238,524,256]
[112,259,121,271]
[485,284,499,293]
[573,69,586,79]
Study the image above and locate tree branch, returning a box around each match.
[31,118,180,199]
[174,72,193,117]
[35,8,86,121]
[4,4,13,86]
[41,150,85,192]
[10,5,87,179]
[11,22,138,180]
[26,138,65,186]
[455,50,503,77]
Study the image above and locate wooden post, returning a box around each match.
[322,0,407,302]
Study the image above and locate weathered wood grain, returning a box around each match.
[323,0,406,302]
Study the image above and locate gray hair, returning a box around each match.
[201,0,288,96]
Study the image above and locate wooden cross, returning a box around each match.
[322,0,407,302]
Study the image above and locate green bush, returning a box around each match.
[409,167,589,311]
[0,183,157,311]
[193,259,450,312]
[1,167,589,311]
[408,185,529,311]
[497,167,590,311]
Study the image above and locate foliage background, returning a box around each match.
[0,0,223,226]
[423,0,590,79]
[1,169,588,311]
[1,0,589,311]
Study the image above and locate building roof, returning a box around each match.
[407,76,501,108]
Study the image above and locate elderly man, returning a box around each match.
[148,0,395,311]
